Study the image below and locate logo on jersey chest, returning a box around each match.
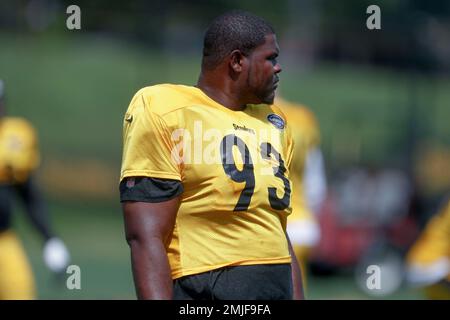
[170,120,284,165]
[267,114,285,130]
[233,123,255,135]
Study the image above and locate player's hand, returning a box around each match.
[43,238,70,274]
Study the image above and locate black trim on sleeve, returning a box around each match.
[120,177,183,203]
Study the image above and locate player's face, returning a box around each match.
[246,34,281,105]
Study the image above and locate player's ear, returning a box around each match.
[229,50,246,73]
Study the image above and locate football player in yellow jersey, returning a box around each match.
[0,79,70,299]
[406,198,450,299]
[275,97,326,290]
[120,11,304,300]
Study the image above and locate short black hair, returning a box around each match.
[202,10,275,70]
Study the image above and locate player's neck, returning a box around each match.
[197,73,247,111]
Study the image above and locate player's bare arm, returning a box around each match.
[15,176,53,241]
[122,196,180,299]
[287,234,305,299]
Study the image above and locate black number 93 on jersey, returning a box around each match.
[220,134,290,212]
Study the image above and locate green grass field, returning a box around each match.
[1,31,445,299]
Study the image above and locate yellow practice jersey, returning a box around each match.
[0,117,40,184]
[407,200,450,281]
[121,84,294,279]
[275,98,320,222]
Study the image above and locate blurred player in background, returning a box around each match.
[276,96,327,291]
[0,79,70,299]
[406,197,450,299]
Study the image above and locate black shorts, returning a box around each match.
[173,264,292,300]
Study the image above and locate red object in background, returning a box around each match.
[311,193,377,268]
[310,192,420,269]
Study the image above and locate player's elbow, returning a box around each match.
[125,229,149,248]
[125,231,139,247]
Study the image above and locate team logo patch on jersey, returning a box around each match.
[126,178,135,188]
[267,114,285,130]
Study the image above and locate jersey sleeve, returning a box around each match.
[274,105,294,173]
[407,201,450,264]
[120,90,182,182]
[302,108,321,149]
[285,123,295,173]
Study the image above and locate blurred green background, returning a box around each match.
[1,0,449,299]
